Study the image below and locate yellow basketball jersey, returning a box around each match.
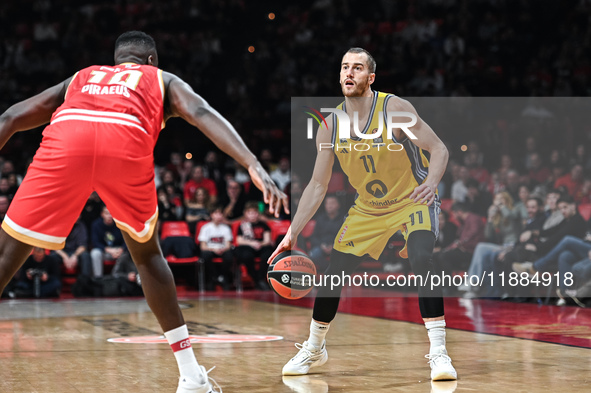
[332,91,431,213]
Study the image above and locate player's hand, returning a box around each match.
[248,162,290,218]
[410,183,436,206]
[268,227,297,264]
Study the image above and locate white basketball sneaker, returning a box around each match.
[282,340,328,376]
[176,366,222,393]
[426,346,457,381]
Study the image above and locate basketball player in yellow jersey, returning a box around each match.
[270,47,457,381]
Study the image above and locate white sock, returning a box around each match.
[425,320,446,354]
[164,325,204,384]
[308,320,329,348]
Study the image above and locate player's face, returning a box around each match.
[340,52,375,97]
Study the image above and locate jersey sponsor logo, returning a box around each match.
[366,180,388,198]
[368,199,399,207]
[108,335,284,344]
[338,225,348,243]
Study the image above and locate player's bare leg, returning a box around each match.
[0,229,35,294]
[123,230,218,393]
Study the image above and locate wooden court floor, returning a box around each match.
[0,295,590,392]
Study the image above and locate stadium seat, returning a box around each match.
[266,219,291,244]
[440,198,453,213]
[160,221,199,288]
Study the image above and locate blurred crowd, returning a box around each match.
[2,0,591,303]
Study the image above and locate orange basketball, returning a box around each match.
[267,250,317,299]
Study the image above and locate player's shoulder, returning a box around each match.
[380,92,414,112]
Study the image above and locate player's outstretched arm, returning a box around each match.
[163,72,288,216]
[389,98,449,206]
[0,78,71,150]
[268,118,335,263]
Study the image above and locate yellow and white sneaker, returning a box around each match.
[282,340,328,376]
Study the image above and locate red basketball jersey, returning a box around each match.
[52,63,165,145]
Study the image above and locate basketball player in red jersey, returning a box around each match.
[0,31,288,393]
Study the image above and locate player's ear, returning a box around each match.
[147,55,154,66]
[368,73,375,85]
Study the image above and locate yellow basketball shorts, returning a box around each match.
[333,197,441,260]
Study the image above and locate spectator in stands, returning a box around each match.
[90,206,127,278]
[461,196,545,298]
[308,195,342,271]
[558,250,591,306]
[198,205,234,291]
[451,165,470,202]
[513,185,531,226]
[109,252,143,297]
[555,164,584,200]
[484,192,521,246]
[260,148,277,172]
[185,187,211,235]
[52,218,92,277]
[13,247,61,298]
[464,150,490,185]
[204,151,225,194]
[513,195,587,275]
[80,192,103,236]
[0,195,9,222]
[464,178,492,217]
[433,210,458,253]
[434,202,485,276]
[157,186,177,222]
[504,170,521,202]
[221,179,246,221]
[270,156,291,192]
[234,201,273,290]
[527,152,550,186]
[184,165,218,206]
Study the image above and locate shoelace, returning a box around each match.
[205,366,222,393]
[293,342,320,362]
[425,352,452,366]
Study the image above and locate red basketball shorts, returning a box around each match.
[2,119,158,250]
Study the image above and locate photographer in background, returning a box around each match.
[13,248,61,298]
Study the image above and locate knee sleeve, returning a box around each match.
[408,231,444,319]
[312,250,361,323]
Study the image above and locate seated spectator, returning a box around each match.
[450,165,470,202]
[52,218,92,276]
[461,196,545,298]
[234,201,273,290]
[108,252,143,297]
[513,185,531,227]
[184,165,218,206]
[513,195,587,275]
[504,170,521,202]
[558,250,591,306]
[308,195,342,271]
[465,150,490,185]
[527,152,550,186]
[434,202,485,278]
[221,179,246,221]
[270,156,291,192]
[90,206,127,278]
[185,187,211,234]
[157,186,177,222]
[433,210,458,253]
[13,247,61,298]
[555,164,584,199]
[0,194,9,222]
[198,206,234,291]
[464,178,492,217]
[484,191,521,246]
